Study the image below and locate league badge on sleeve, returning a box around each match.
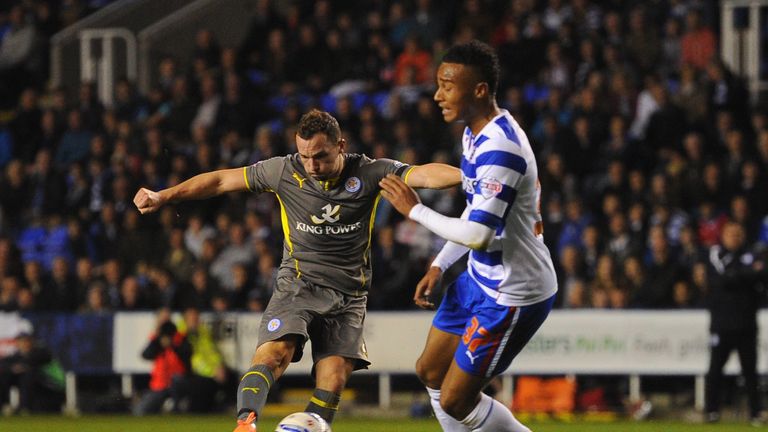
[345,177,362,193]
[478,177,502,199]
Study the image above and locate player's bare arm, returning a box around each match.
[405,163,461,189]
[133,167,247,214]
[379,174,494,250]
[414,267,442,310]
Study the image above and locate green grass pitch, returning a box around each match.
[1,415,762,432]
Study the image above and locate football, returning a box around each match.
[274,412,331,432]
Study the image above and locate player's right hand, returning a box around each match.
[414,266,442,310]
[133,187,164,214]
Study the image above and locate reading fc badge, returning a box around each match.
[345,177,362,193]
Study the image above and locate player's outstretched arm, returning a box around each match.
[133,167,248,214]
[405,163,461,189]
[379,174,494,250]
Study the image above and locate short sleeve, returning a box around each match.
[244,157,286,193]
[369,158,411,181]
[466,150,526,232]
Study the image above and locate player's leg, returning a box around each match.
[236,275,315,430]
[442,293,556,431]
[306,355,355,423]
[236,337,299,423]
[417,272,475,431]
[304,291,369,424]
[441,362,530,432]
[417,326,462,388]
[416,326,468,432]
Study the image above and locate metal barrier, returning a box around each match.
[137,0,256,93]
[720,0,768,101]
[49,0,193,104]
[79,28,137,106]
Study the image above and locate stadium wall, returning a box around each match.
[1,310,763,376]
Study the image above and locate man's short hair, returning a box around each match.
[297,109,341,144]
[442,40,500,96]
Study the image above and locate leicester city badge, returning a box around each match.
[267,318,281,332]
[345,176,362,193]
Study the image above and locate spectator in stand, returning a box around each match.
[0,326,64,413]
[0,159,29,232]
[79,280,111,314]
[170,307,232,412]
[0,275,21,311]
[209,222,254,291]
[55,110,93,169]
[10,88,41,163]
[630,226,682,309]
[164,227,195,283]
[680,9,716,71]
[394,35,432,86]
[118,276,149,311]
[0,6,44,109]
[134,316,191,416]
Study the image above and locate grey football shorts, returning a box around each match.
[257,275,370,371]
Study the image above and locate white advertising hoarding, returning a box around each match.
[113,310,768,375]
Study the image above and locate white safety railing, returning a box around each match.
[720,0,768,100]
[137,0,256,93]
[49,0,194,102]
[79,28,137,107]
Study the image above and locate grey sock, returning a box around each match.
[305,388,341,424]
[237,364,275,421]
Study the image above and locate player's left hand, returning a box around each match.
[379,174,421,216]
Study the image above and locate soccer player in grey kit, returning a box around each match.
[133,109,461,431]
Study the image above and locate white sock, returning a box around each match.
[460,393,530,432]
[426,387,470,432]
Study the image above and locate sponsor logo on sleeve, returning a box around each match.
[478,177,503,199]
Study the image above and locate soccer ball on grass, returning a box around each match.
[274,412,331,432]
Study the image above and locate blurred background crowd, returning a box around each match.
[0,0,765,316]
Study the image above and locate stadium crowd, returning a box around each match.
[0,0,766,317]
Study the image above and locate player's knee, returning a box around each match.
[439,391,472,420]
[252,343,293,370]
[415,357,441,388]
[316,370,348,393]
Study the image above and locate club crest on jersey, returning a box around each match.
[345,176,362,193]
[267,318,281,332]
[478,177,502,199]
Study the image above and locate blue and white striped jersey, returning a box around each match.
[460,110,558,306]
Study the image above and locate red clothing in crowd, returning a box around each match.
[143,331,191,391]
[681,28,716,70]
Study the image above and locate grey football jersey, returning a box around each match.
[245,153,410,296]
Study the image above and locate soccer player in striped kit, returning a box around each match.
[380,40,558,432]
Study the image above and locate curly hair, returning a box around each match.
[297,109,341,144]
[442,40,500,96]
